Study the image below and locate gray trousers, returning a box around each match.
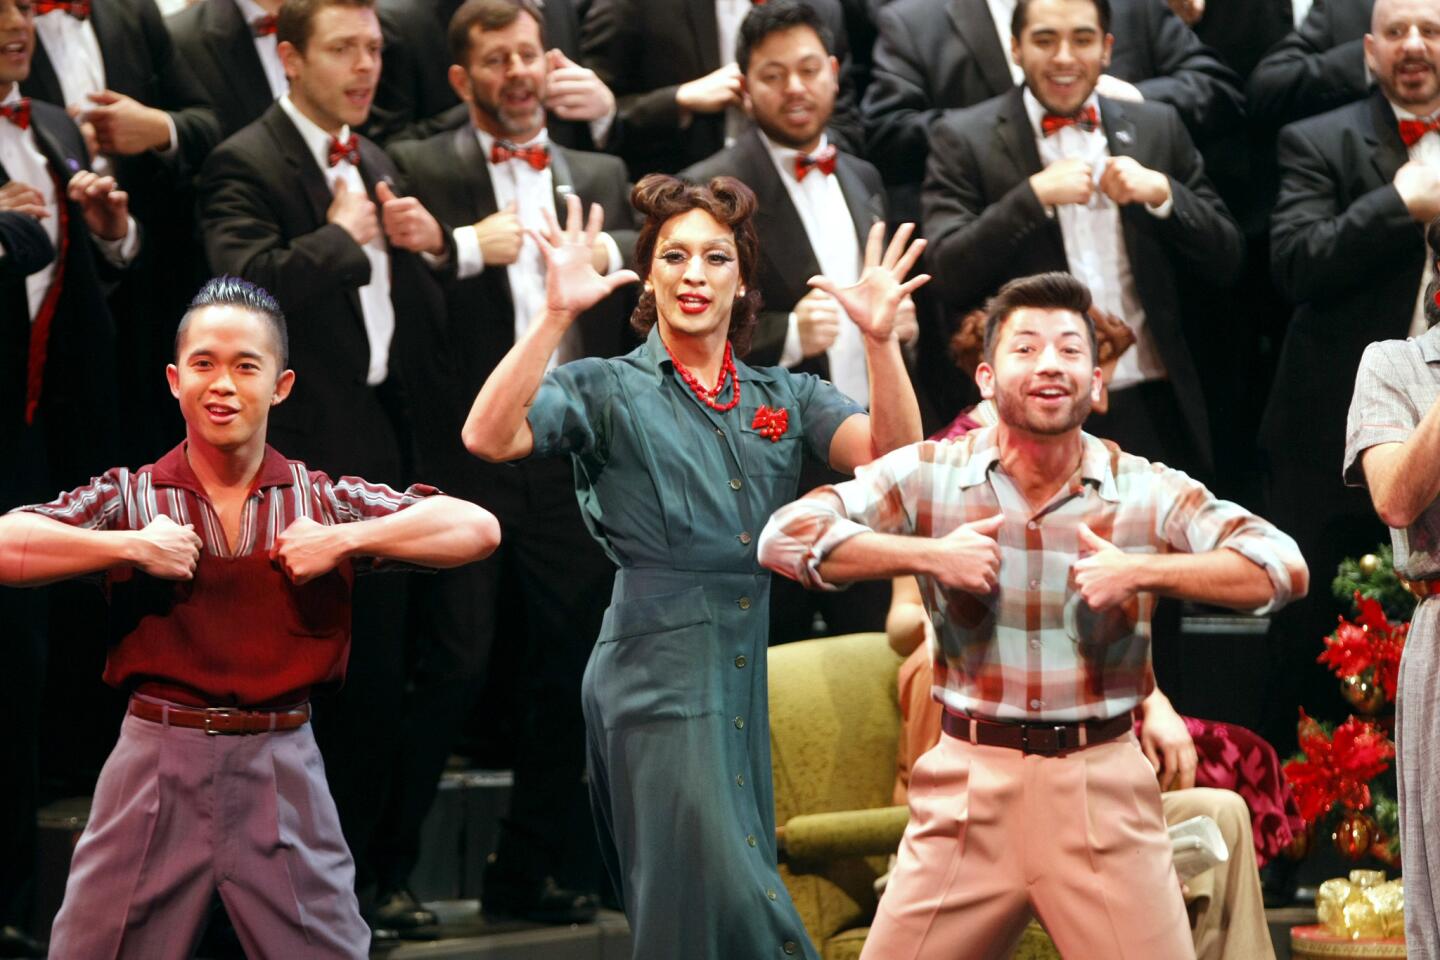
[1401,599,1440,958]
[49,709,370,959]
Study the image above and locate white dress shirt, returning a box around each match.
[765,134,868,406]
[233,0,289,102]
[1024,89,1169,390]
[715,0,753,145]
[0,86,138,319]
[450,127,622,370]
[985,0,1024,86]
[278,95,393,385]
[1394,104,1440,338]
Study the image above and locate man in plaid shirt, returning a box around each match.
[760,271,1307,959]
[0,277,500,959]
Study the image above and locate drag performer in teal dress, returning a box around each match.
[463,175,928,959]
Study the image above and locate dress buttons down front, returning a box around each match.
[734,716,745,729]
[716,427,725,437]
[736,774,745,787]
[735,655,747,668]
[737,596,752,610]
[730,478,742,490]
[747,834,757,847]
[784,940,798,954]
[1030,698,1043,709]
[738,532,752,545]
[767,889,778,901]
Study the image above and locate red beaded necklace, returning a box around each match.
[663,338,741,412]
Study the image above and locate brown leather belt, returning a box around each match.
[1403,577,1440,600]
[941,709,1132,755]
[129,698,311,736]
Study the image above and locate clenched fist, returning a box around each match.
[930,514,1003,593]
[133,514,202,580]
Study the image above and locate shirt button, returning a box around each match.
[736,774,745,787]
[784,942,798,955]
[738,532,752,545]
[1030,638,1041,650]
[1029,579,1040,590]
[1030,698,1043,709]
[716,427,725,437]
[767,889,778,901]
[1027,520,1038,531]
[737,596,752,610]
[747,834,757,847]
[730,478,743,490]
[734,716,745,730]
[735,655,747,668]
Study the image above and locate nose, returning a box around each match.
[1035,342,1064,372]
[784,69,806,95]
[682,253,706,285]
[210,368,237,394]
[1054,38,1078,64]
[358,45,379,73]
[1402,24,1426,50]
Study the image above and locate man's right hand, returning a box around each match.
[930,514,1003,593]
[131,514,202,580]
[1029,158,1093,207]
[795,288,840,357]
[327,179,379,247]
[676,63,743,115]
[1394,160,1440,222]
[473,201,524,266]
[0,180,49,220]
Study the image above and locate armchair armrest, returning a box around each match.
[778,805,910,862]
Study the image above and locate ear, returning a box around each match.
[447,63,472,105]
[1101,33,1115,69]
[277,40,302,82]
[1362,34,1378,78]
[272,368,296,406]
[1089,364,1103,404]
[975,361,996,400]
[166,363,181,400]
[1010,35,1022,66]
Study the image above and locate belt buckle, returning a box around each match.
[202,707,240,736]
[1021,723,1070,755]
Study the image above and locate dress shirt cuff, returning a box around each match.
[1146,191,1175,219]
[1220,542,1304,617]
[421,245,452,270]
[453,224,484,280]
[589,107,617,149]
[94,215,140,266]
[758,490,871,592]
[155,113,179,160]
[779,312,804,368]
[600,231,622,274]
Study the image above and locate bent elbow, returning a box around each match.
[1373,494,1418,531]
[471,510,502,560]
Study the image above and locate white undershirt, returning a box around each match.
[232,0,289,102]
[1393,103,1440,339]
[1024,88,1170,390]
[765,133,868,406]
[278,95,393,385]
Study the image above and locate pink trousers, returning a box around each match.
[49,710,370,959]
[864,730,1194,960]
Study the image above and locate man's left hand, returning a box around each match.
[1072,522,1141,610]
[376,182,445,255]
[80,90,173,155]
[1099,157,1171,208]
[1139,693,1198,790]
[272,515,349,585]
[67,171,129,240]
[544,49,616,122]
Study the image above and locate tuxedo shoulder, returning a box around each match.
[1279,96,1380,146]
[166,0,204,36]
[678,145,746,184]
[560,145,629,180]
[878,0,944,26]
[934,96,1009,137]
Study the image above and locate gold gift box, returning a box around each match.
[1317,871,1405,940]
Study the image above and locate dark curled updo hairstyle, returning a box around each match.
[629,174,764,357]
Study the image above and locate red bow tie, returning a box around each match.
[1399,116,1440,148]
[490,141,549,170]
[251,13,278,36]
[34,0,90,18]
[0,98,31,131]
[794,144,837,180]
[327,134,360,167]
[1041,105,1099,136]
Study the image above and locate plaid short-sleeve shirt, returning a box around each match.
[760,428,1307,722]
[1344,325,1440,580]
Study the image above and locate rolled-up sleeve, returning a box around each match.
[525,358,615,461]
[1344,341,1420,488]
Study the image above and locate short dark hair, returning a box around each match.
[175,276,290,369]
[448,0,547,65]
[981,272,1096,364]
[1011,0,1112,38]
[276,0,376,53]
[735,0,834,73]
[630,174,763,357]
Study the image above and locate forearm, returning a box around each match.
[0,513,135,586]
[886,576,928,656]
[817,531,939,584]
[462,309,573,461]
[863,334,922,457]
[1365,404,1440,527]
[340,496,500,568]
[1135,548,1276,610]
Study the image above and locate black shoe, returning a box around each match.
[0,926,44,959]
[371,888,438,929]
[483,876,599,925]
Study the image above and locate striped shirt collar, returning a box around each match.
[953,426,1121,503]
[149,442,298,497]
[1417,322,1440,364]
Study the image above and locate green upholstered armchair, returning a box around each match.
[767,632,1059,960]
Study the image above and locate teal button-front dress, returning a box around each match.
[526,325,863,959]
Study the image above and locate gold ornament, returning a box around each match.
[1359,554,1380,576]
[1341,673,1388,715]
[1334,812,1376,861]
[1285,823,1314,861]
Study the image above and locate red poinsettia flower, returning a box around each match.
[1317,592,1408,703]
[752,405,789,443]
[1283,710,1396,824]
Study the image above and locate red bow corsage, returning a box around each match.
[752,405,789,443]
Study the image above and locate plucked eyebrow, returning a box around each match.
[658,238,737,253]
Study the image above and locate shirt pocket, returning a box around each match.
[591,586,721,729]
[738,421,805,480]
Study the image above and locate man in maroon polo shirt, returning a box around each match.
[0,276,500,959]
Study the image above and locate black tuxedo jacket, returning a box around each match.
[166,0,276,140]
[863,0,1243,192]
[198,104,457,487]
[388,126,640,386]
[579,0,863,177]
[0,102,121,501]
[1263,89,1422,473]
[680,128,887,370]
[365,0,598,150]
[1247,0,1373,129]
[923,87,1243,468]
[0,211,53,281]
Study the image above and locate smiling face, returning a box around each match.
[0,0,34,94]
[976,306,1102,437]
[449,12,547,140]
[1367,0,1440,116]
[743,24,838,153]
[167,306,294,456]
[646,208,744,342]
[280,4,382,134]
[1012,0,1112,117]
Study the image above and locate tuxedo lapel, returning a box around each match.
[87,0,129,87]
[263,106,333,227]
[834,155,883,246]
[452,125,499,218]
[1099,97,1140,162]
[1365,89,1410,187]
[948,0,1014,99]
[204,0,274,123]
[549,143,576,211]
[736,131,820,280]
[21,35,65,106]
[995,87,1042,177]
